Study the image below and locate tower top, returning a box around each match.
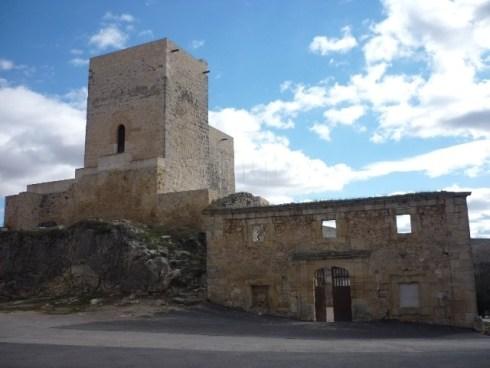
[83,39,209,184]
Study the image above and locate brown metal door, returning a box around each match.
[331,267,352,321]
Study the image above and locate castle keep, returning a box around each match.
[3,39,479,327]
[4,39,234,230]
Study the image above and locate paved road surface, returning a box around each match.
[0,304,489,367]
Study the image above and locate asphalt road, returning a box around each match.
[0,304,489,368]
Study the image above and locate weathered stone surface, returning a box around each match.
[4,39,234,231]
[0,220,206,302]
[208,192,270,209]
[205,191,478,327]
[472,238,490,316]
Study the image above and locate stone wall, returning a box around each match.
[205,192,478,327]
[84,40,167,168]
[162,40,210,193]
[5,165,215,232]
[208,127,235,196]
[472,238,490,316]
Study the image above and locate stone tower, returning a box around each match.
[4,39,235,230]
[84,38,233,194]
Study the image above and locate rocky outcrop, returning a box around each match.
[208,192,269,209]
[0,220,206,303]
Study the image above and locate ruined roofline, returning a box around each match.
[204,191,471,215]
[89,38,208,66]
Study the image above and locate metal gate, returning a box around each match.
[331,267,352,321]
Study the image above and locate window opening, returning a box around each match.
[252,224,265,242]
[396,214,412,234]
[322,219,336,239]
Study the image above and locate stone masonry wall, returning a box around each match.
[84,40,168,168]
[162,40,210,193]
[208,127,235,196]
[472,238,490,316]
[5,167,215,232]
[205,192,477,327]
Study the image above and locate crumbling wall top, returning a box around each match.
[204,191,471,215]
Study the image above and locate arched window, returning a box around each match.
[117,125,125,153]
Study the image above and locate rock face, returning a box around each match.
[0,220,206,302]
[208,192,269,209]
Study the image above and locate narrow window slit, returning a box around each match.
[117,125,125,153]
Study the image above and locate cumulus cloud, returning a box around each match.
[89,25,128,50]
[0,84,85,196]
[358,139,490,179]
[252,84,329,129]
[210,108,355,203]
[0,58,15,71]
[310,123,332,142]
[87,12,137,51]
[309,26,358,55]
[209,103,489,204]
[324,105,365,125]
[324,0,490,142]
[302,1,490,143]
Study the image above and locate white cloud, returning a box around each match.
[310,123,332,142]
[70,49,84,55]
[103,12,135,23]
[339,0,490,142]
[309,26,358,55]
[324,105,365,125]
[69,58,89,67]
[252,84,329,129]
[191,40,205,49]
[0,84,85,197]
[358,139,490,179]
[89,25,128,50]
[0,58,15,71]
[210,104,490,204]
[445,185,490,238]
[209,108,355,202]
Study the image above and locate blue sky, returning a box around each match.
[0,0,489,237]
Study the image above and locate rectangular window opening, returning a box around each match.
[396,214,412,234]
[399,283,420,308]
[322,219,336,239]
[252,224,265,242]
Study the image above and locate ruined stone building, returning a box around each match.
[205,192,478,327]
[5,39,234,230]
[3,39,479,327]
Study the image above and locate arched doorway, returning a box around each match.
[314,267,352,322]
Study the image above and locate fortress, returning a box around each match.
[5,39,234,231]
[3,39,480,327]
